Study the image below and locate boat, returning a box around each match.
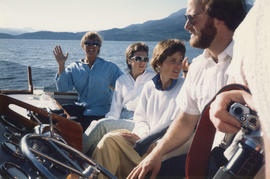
[0,66,264,179]
[0,66,117,179]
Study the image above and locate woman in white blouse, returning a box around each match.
[83,42,155,154]
[92,39,186,179]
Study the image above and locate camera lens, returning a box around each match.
[234,106,243,115]
[248,118,257,127]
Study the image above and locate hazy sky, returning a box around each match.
[0,0,187,32]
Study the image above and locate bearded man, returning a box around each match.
[127,0,247,178]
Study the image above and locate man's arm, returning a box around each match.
[155,112,199,156]
[127,111,199,179]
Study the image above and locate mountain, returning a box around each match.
[99,8,189,41]
[0,27,35,35]
[0,8,189,41]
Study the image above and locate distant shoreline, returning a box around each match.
[0,8,190,42]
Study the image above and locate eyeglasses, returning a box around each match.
[84,41,101,47]
[131,56,149,62]
[184,13,201,25]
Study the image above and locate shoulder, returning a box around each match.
[176,77,185,87]
[186,53,210,78]
[144,69,156,77]
[141,80,155,92]
[66,60,85,70]
[189,53,208,69]
[97,57,122,75]
[98,57,118,67]
[138,69,156,81]
[116,73,130,82]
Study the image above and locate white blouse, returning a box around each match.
[132,77,184,138]
[105,69,156,119]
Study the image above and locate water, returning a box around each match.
[0,39,202,91]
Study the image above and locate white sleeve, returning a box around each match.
[132,85,150,138]
[105,79,123,119]
[176,67,200,115]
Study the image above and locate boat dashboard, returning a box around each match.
[0,94,117,179]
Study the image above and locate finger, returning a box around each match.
[53,46,58,55]
[53,49,57,57]
[211,116,241,133]
[127,167,135,179]
[183,57,188,64]
[149,168,159,179]
[210,106,241,133]
[127,166,142,179]
[65,52,69,59]
[138,166,149,179]
[54,46,62,56]
[210,105,242,128]
[55,45,61,54]
[212,92,244,126]
[120,133,131,138]
[121,132,131,136]
[121,133,137,138]
[58,45,63,53]
[182,57,187,66]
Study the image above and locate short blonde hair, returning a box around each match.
[81,32,103,52]
[151,39,186,73]
[125,42,149,70]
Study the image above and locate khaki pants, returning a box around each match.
[92,130,193,179]
[92,129,143,179]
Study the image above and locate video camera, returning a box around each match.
[213,103,264,179]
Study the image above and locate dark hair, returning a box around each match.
[151,39,186,73]
[125,42,149,70]
[205,0,247,31]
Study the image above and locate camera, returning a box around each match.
[228,103,260,132]
[213,103,264,179]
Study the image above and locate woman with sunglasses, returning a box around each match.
[91,39,186,179]
[83,42,155,155]
[53,31,122,131]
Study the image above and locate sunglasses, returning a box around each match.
[184,13,201,25]
[84,41,101,47]
[131,56,149,62]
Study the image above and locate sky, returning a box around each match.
[0,0,187,32]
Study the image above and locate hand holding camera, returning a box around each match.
[213,103,264,179]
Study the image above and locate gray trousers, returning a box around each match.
[82,118,135,156]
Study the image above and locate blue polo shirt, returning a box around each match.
[56,57,123,116]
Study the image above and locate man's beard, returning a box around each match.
[190,17,217,49]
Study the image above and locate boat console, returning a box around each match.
[0,94,117,179]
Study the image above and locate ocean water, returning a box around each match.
[0,39,202,91]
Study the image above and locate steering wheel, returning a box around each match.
[20,134,118,179]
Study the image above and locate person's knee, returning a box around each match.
[97,133,115,146]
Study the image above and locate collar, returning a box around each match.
[203,40,234,63]
[80,57,102,65]
[152,74,177,91]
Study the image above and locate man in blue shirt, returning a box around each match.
[53,32,123,131]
